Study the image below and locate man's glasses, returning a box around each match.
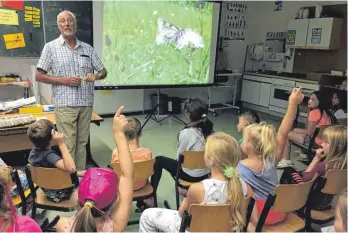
[59,18,74,24]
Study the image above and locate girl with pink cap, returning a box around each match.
[57,106,134,232]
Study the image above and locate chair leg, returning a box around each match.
[21,202,26,215]
[153,194,158,207]
[175,185,180,210]
[31,203,36,219]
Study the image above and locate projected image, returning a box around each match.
[102,1,215,86]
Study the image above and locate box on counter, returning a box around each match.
[18,104,43,114]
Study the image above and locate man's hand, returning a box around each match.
[51,129,65,145]
[84,73,96,82]
[64,76,82,86]
[113,106,128,134]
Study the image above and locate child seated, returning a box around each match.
[238,88,304,228]
[56,106,134,232]
[0,158,29,197]
[278,91,337,168]
[111,117,153,210]
[237,111,261,144]
[139,132,252,232]
[0,167,42,232]
[27,119,83,203]
[330,90,347,120]
[321,189,347,233]
[111,117,152,190]
[280,125,347,210]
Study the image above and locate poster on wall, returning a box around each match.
[286,30,296,45]
[274,0,283,11]
[311,28,322,44]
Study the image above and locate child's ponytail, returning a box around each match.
[245,122,277,167]
[225,168,246,230]
[72,202,97,232]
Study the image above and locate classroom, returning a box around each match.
[0,1,347,232]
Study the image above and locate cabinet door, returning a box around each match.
[286,19,310,48]
[258,83,271,107]
[306,18,342,49]
[241,79,261,105]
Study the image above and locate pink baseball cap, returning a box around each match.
[78,168,119,210]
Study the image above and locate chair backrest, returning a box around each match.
[181,151,207,169]
[26,165,74,190]
[272,174,317,212]
[187,204,231,232]
[337,118,347,126]
[322,169,347,195]
[111,159,155,182]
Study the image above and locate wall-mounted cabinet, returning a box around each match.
[286,18,343,50]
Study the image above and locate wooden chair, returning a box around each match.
[337,118,347,126]
[40,216,60,232]
[179,197,255,232]
[25,164,78,219]
[110,158,157,225]
[6,167,37,215]
[255,175,317,232]
[305,169,347,231]
[292,125,330,165]
[173,151,209,209]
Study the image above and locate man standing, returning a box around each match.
[36,11,107,171]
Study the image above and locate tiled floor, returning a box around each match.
[31,109,309,231]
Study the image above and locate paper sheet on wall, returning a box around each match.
[2,0,23,10]
[24,5,40,26]
[3,33,26,49]
[0,8,19,25]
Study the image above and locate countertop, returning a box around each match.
[243,72,319,84]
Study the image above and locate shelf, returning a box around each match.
[216,73,242,77]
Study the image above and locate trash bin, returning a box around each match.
[151,93,168,115]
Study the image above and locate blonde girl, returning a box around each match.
[237,88,304,226]
[139,132,252,232]
[0,167,41,232]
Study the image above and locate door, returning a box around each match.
[286,19,310,48]
[259,82,271,107]
[241,79,261,105]
[269,84,292,108]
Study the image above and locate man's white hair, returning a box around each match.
[57,10,77,32]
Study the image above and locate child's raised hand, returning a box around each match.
[51,129,65,145]
[289,88,304,106]
[113,106,128,133]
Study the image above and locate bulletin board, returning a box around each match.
[0,0,44,57]
[0,0,93,57]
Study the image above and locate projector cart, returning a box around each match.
[208,73,242,117]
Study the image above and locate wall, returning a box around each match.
[244,1,346,72]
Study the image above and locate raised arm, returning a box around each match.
[52,130,76,173]
[275,88,304,161]
[111,106,134,232]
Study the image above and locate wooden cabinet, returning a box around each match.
[286,18,343,50]
[306,18,343,50]
[258,82,272,107]
[286,19,310,48]
[241,76,261,105]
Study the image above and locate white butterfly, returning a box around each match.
[156,18,204,50]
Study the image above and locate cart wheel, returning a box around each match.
[212,112,218,117]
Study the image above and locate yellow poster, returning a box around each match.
[0,8,19,26]
[3,33,26,50]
